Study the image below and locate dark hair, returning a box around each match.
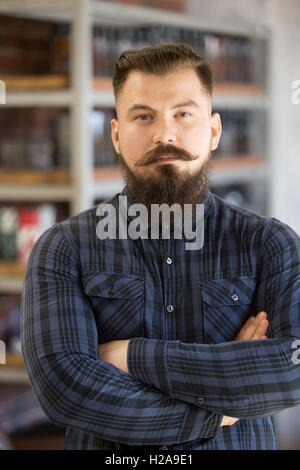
[112,43,213,104]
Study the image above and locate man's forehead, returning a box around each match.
[124,68,201,90]
[125,70,205,101]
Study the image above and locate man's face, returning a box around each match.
[111,67,222,205]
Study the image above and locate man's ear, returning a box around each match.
[210,113,222,151]
[111,118,120,155]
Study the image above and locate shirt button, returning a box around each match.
[166,257,172,265]
[232,294,239,302]
[197,397,205,404]
[166,305,174,313]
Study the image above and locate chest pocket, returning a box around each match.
[82,272,144,343]
[201,276,257,344]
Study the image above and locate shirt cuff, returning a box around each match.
[178,403,222,442]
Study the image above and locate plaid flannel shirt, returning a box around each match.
[20,185,300,450]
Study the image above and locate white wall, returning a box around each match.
[188,0,300,235]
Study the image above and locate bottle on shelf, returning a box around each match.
[16,204,57,265]
[17,208,41,265]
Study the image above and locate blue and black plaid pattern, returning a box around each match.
[20,185,300,450]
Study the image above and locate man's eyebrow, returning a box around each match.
[127,99,200,114]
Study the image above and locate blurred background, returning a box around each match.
[0,0,299,450]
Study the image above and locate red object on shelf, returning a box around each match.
[18,210,39,226]
[17,208,41,265]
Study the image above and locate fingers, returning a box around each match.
[221,415,239,427]
[251,316,269,340]
[235,316,255,340]
[235,311,269,341]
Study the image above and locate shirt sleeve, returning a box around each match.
[128,217,300,419]
[20,222,222,446]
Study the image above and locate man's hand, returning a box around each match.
[98,339,130,374]
[234,311,269,341]
[221,311,269,427]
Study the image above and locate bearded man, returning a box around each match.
[21,44,300,450]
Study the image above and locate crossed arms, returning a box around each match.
[20,218,300,445]
[98,311,269,428]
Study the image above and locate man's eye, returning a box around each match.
[177,112,191,117]
[136,114,151,120]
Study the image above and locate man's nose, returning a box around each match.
[152,118,176,145]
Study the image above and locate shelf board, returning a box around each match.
[93,77,113,90]
[214,83,265,96]
[1,75,72,106]
[211,154,265,170]
[0,0,74,22]
[0,277,24,293]
[0,169,73,201]
[93,166,122,181]
[0,352,27,385]
[0,169,71,185]
[211,157,268,185]
[0,184,73,201]
[0,262,25,292]
[2,75,69,91]
[0,261,26,278]
[93,166,124,199]
[0,365,29,384]
[5,89,73,107]
[5,352,25,369]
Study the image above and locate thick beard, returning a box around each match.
[119,152,213,211]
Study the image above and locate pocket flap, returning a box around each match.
[82,272,144,299]
[201,276,256,306]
